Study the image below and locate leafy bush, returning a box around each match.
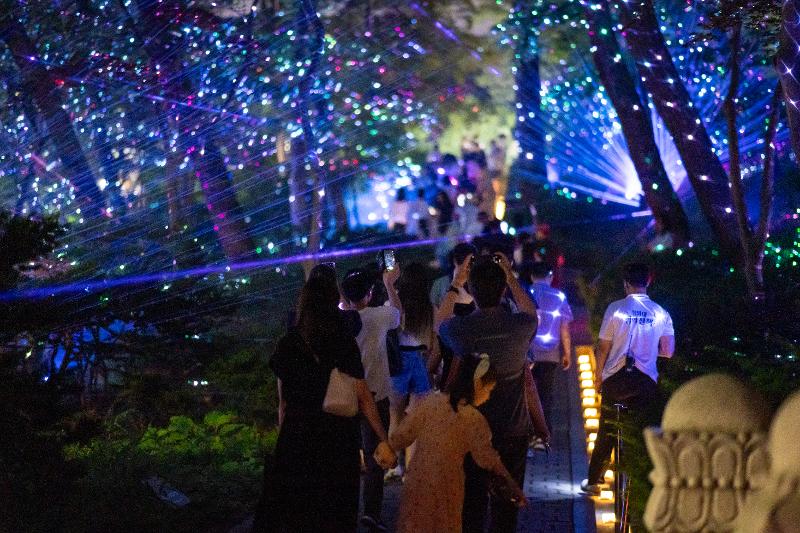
[62,412,277,532]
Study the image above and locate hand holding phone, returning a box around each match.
[377,249,396,272]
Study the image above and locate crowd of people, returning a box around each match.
[253,223,676,533]
[387,135,511,250]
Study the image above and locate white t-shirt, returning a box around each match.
[356,305,401,401]
[598,294,674,383]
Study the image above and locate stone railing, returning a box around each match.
[643,373,800,532]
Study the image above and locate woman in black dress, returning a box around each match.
[266,273,394,532]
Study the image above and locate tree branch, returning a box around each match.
[722,21,753,251]
[755,80,782,252]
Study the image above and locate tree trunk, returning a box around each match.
[724,25,781,302]
[284,134,310,246]
[513,7,546,184]
[295,0,327,276]
[587,1,690,245]
[196,137,254,260]
[778,0,800,163]
[327,174,350,236]
[617,0,741,260]
[130,0,254,259]
[0,10,105,217]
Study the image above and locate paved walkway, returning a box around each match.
[517,351,595,532]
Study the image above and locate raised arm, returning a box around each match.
[495,253,537,317]
[383,266,402,311]
[434,254,472,328]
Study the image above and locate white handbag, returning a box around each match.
[323,367,359,417]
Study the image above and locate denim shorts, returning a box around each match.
[391,347,432,396]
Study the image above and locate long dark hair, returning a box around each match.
[449,355,497,412]
[396,263,433,339]
[296,275,341,341]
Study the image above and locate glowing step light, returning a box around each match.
[580,371,594,380]
[581,379,594,388]
[578,354,591,365]
[601,512,616,524]
[588,432,597,442]
[582,388,596,398]
[582,397,596,407]
[584,408,598,418]
[579,363,592,372]
[600,490,614,501]
[585,418,600,429]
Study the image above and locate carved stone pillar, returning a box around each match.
[643,374,772,532]
[736,390,800,533]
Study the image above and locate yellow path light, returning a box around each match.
[582,397,596,407]
[582,388,596,398]
[579,371,594,380]
[581,379,594,388]
[588,432,597,442]
[579,363,592,372]
[601,512,616,524]
[577,354,590,364]
[587,441,595,452]
[584,408,598,418]
[605,469,614,482]
[600,490,614,501]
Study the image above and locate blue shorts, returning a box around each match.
[391,347,432,396]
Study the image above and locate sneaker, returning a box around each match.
[581,479,602,496]
[359,515,388,532]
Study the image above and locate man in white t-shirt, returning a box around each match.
[582,263,675,495]
[341,267,401,531]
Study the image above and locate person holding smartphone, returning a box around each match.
[439,253,548,533]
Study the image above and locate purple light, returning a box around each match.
[0,235,464,301]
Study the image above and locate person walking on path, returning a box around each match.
[439,254,548,533]
[341,268,402,531]
[527,262,573,445]
[389,188,410,235]
[582,262,675,495]
[266,272,395,532]
[390,355,527,533]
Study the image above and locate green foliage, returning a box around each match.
[61,412,277,532]
[136,411,274,471]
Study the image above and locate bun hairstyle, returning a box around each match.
[448,354,496,412]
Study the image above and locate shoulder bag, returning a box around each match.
[299,332,359,417]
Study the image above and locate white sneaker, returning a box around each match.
[581,479,602,496]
